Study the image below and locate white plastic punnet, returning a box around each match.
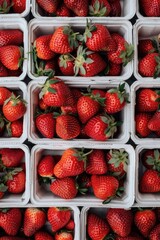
[136,144,160,207]
[28,19,133,82]
[32,0,135,20]
[0,1,30,18]
[31,144,135,208]
[0,18,28,81]
[28,80,130,145]
[0,144,30,207]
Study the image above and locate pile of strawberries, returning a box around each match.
[0,87,26,138]
[87,207,160,239]
[34,78,129,141]
[0,148,25,199]
[0,28,24,77]
[32,21,133,77]
[0,207,75,239]
[135,88,160,138]
[36,0,121,17]
[0,0,26,14]
[139,0,160,17]
[37,147,128,202]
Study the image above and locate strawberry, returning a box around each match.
[65,219,75,230]
[91,174,120,202]
[6,119,23,137]
[149,224,160,239]
[0,87,11,105]
[134,209,156,237]
[104,83,129,114]
[55,231,73,240]
[148,111,160,131]
[58,54,74,76]
[86,149,108,175]
[0,62,8,77]
[140,169,160,193]
[142,149,160,170]
[36,59,56,77]
[137,88,159,112]
[35,113,55,139]
[0,208,22,236]
[0,0,11,13]
[6,170,25,193]
[87,213,110,240]
[135,113,152,137]
[7,68,22,76]
[92,89,106,98]
[0,45,23,70]
[105,62,122,76]
[50,26,79,54]
[36,0,59,14]
[138,39,157,57]
[38,98,48,110]
[38,155,55,177]
[106,209,133,237]
[61,104,77,115]
[64,0,88,16]
[0,29,23,47]
[56,115,80,140]
[0,148,24,167]
[139,0,160,17]
[12,0,26,13]
[109,0,121,16]
[89,0,111,17]
[77,172,92,189]
[34,231,54,240]
[84,114,118,141]
[56,3,71,17]
[34,34,55,60]
[107,33,134,66]
[3,94,26,122]
[23,208,47,237]
[47,207,71,232]
[138,53,160,78]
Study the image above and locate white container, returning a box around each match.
[0,1,30,18]
[0,144,30,207]
[136,144,160,207]
[0,81,27,144]
[133,20,160,81]
[0,18,28,81]
[31,144,135,208]
[31,0,135,20]
[28,80,130,145]
[131,81,160,144]
[28,19,133,82]
[136,0,160,19]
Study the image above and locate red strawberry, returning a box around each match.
[34,34,55,60]
[38,98,48,110]
[92,89,106,98]
[6,170,25,193]
[36,59,56,77]
[64,0,88,16]
[55,231,73,240]
[6,119,23,137]
[0,208,22,236]
[3,94,26,122]
[56,3,71,17]
[89,0,111,17]
[0,45,23,70]
[47,207,71,232]
[36,0,59,14]
[50,177,78,199]
[87,213,110,240]
[137,88,159,112]
[105,62,122,76]
[135,113,152,137]
[139,0,160,17]
[0,148,24,167]
[140,169,160,193]
[138,39,157,57]
[34,231,53,240]
[77,172,92,189]
[0,62,8,77]
[0,29,23,47]
[148,111,160,131]
[0,87,11,105]
[109,0,121,16]
[134,209,156,237]
[56,115,80,140]
[12,0,26,13]
[84,114,118,141]
[61,104,77,115]
[142,149,160,170]
[38,155,55,177]
[106,209,133,237]
[91,174,120,202]
[86,149,108,175]
[58,54,74,76]
[23,208,47,237]
[149,224,160,239]
[0,0,11,13]
[65,219,75,230]
[35,113,55,139]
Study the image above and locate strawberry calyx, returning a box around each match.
[38,175,54,185]
[0,183,8,193]
[89,0,109,17]
[36,61,55,78]
[59,54,74,69]
[107,83,130,104]
[76,181,88,195]
[108,149,129,173]
[63,26,80,49]
[101,114,119,138]
[145,149,160,171]
[73,148,93,169]
[82,20,97,43]
[103,233,115,240]
[154,55,160,78]
[3,167,23,182]
[0,0,13,13]
[84,87,106,106]
[39,78,60,99]
[3,93,27,107]
[119,42,134,67]
[103,186,124,204]
[18,47,24,70]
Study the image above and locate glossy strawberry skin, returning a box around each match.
[0,87,11,105]
[56,3,71,17]
[36,0,59,13]
[137,88,159,112]
[138,53,159,77]
[35,113,55,139]
[55,231,73,240]
[12,0,26,13]
[138,39,156,57]
[0,148,24,167]
[149,224,160,240]
[104,92,126,114]
[0,62,8,77]
[148,111,160,131]
[34,231,53,240]
[8,119,23,137]
[0,29,23,47]
[139,0,160,17]
[105,62,122,76]
[64,0,88,16]
[109,0,121,16]
[135,113,152,137]
[38,155,55,177]
[6,170,25,193]
[140,169,160,193]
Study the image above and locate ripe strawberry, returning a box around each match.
[138,53,160,78]
[55,231,73,240]
[139,0,160,17]
[109,0,121,16]
[134,209,156,237]
[3,94,26,122]
[91,174,119,202]
[65,219,75,230]
[107,33,134,66]
[138,39,157,57]
[0,29,23,47]
[87,213,110,240]
[105,62,122,76]
[142,149,160,170]
[106,209,133,237]
[0,87,11,105]
[34,34,55,60]
[105,83,129,114]
[0,208,22,236]
[56,115,80,140]
[23,208,47,237]
[35,113,55,139]
[92,89,106,98]
[148,111,160,131]
[58,54,74,76]
[86,149,108,175]
[50,26,79,54]
[6,170,25,193]
[137,88,159,112]
[12,0,26,13]
[135,113,152,137]
[36,0,59,14]
[38,155,55,177]
[0,148,24,167]
[38,98,48,110]
[89,0,111,17]
[64,0,88,16]
[34,231,54,240]
[0,0,11,13]
[0,45,23,70]
[140,169,160,193]
[36,59,56,77]
[61,104,77,115]
[149,224,160,239]
[47,207,71,232]
[6,119,23,137]
[0,62,8,77]
[84,114,118,141]
[56,3,71,17]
